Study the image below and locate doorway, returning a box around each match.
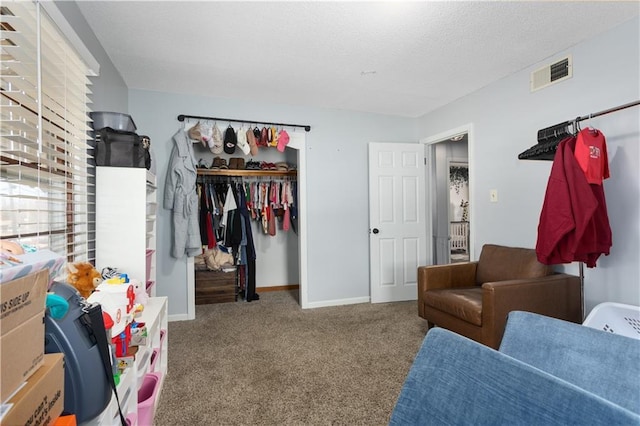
[368,143,427,303]
[423,124,473,266]
[448,160,470,263]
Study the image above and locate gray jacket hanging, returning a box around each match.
[164,129,202,258]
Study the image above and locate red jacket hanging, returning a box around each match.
[536,136,612,268]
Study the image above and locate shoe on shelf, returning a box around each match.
[210,156,222,170]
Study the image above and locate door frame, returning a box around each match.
[421,123,475,265]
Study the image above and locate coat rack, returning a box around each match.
[518,100,640,161]
[177,114,311,132]
[520,99,640,319]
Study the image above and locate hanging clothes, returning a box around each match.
[536,135,612,268]
[221,184,238,247]
[237,183,258,301]
[574,128,610,185]
[197,183,216,249]
[282,180,292,231]
[268,181,278,236]
[194,174,297,302]
[164,129,202,258]
[197,184,207,246]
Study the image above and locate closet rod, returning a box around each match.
[572,100,640,123]
[518,100,640,161]
[177,114,311,132]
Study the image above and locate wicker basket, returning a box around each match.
[583,302,640,340]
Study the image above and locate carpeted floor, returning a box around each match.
[154,290,428,425]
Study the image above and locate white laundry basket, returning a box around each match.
[583,302,640,340]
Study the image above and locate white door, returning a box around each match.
[369,143,427,303]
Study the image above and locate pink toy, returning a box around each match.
[130,278,149,306]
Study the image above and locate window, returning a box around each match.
[1,1,94,262]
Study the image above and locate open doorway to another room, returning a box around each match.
[424,128,471,266]
[448,160,470,263]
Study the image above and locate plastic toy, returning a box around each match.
[67,262,103,299]
[46,293,69,319]
[106,273,129,284]
[88,279,136,336]
[101,266,119,280]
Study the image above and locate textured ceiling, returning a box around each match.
[77,1,639,118]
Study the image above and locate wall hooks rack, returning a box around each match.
[177,114,311,132]
[518,100,640,161]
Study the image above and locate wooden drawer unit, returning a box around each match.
[195,269,236,304]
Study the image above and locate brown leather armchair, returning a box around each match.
[418,244,582,349]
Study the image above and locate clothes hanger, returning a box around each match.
[572,118,581,136]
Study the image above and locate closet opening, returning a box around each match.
[184,119,308,315]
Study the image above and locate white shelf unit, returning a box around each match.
[96,167,157,293]
[137,297,169,383]
[83,296,168,426]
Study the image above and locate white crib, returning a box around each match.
[450,221,469,253]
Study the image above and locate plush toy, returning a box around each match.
[130,278,149,306]
[67,262,103,299]
[202,246,234,271]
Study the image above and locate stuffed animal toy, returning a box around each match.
[67,262,103,299]
[203,246,234,271]
[130,278,149,307]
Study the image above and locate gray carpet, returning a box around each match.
[154,290,428,425]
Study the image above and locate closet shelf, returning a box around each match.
[197,169,297,177]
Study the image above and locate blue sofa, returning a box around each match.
[390,311,640,425]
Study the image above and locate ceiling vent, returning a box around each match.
[530,55,572,92]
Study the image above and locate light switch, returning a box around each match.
[490,189,498,203]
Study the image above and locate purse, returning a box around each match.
[95,127,150,169]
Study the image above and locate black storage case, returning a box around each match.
[95,127,150,169]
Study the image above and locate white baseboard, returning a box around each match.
[169,296,372,318]
[168,313,193,322]
[303,296,370,309]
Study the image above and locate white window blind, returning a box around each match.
[1,1,94,263]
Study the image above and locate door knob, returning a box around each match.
[372,228,379,234]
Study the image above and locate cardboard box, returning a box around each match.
[0,270,48,402]
[1,353,64,426]
[0,313,46,402]
[0,269,48,336]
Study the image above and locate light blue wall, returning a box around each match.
[55,1,128,112]
[416,18,640,312]
[60,2,638,316]
[128,91,417,316]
